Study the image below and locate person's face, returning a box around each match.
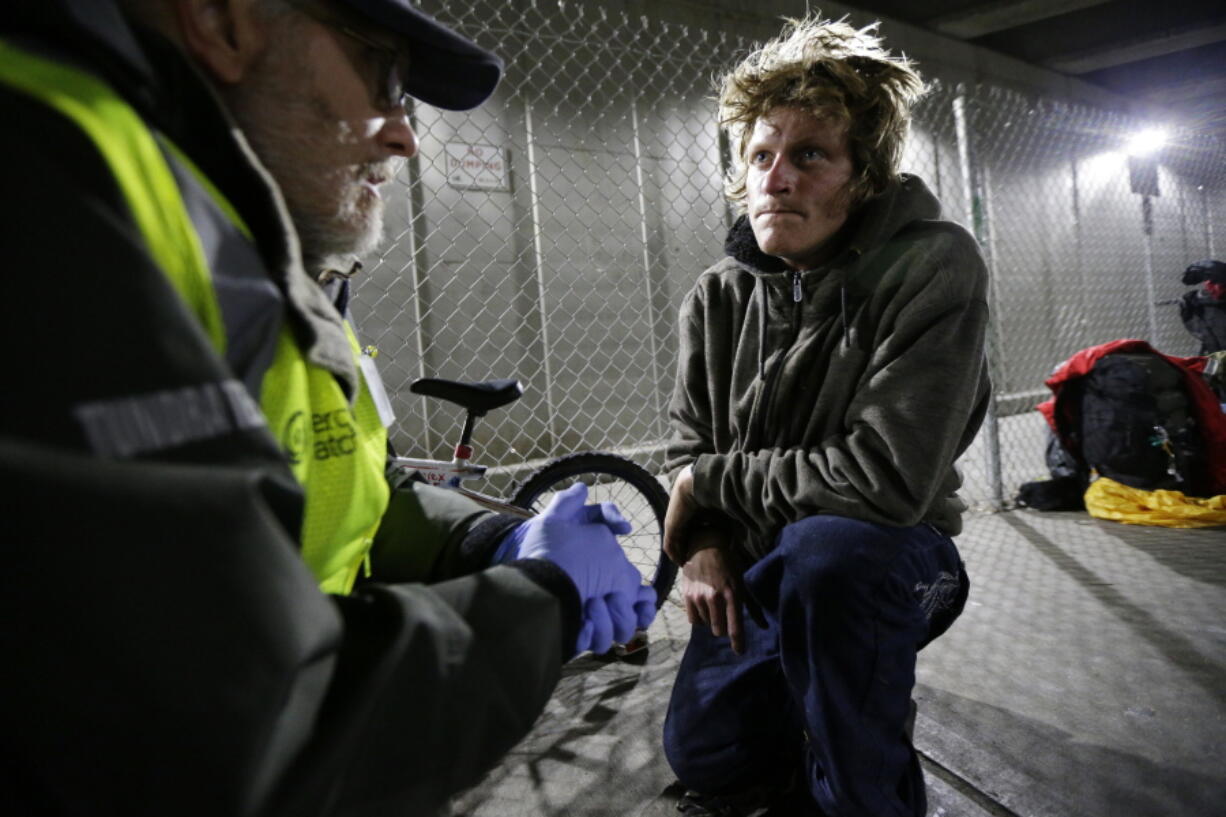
[744,106,855,270]
[226,5,419,268]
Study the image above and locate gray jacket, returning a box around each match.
[667,174,990,558]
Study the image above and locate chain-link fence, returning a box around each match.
[350,0,1226,507]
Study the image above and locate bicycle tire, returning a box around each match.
[510,452,676,610]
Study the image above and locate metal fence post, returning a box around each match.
[523,100,558,451]
[953,86,1005,509]
[1070,155,1091,348]
[1140,194,1159,342]
[403,101,437,455]
[630,98,665,434]
[1202,184,1217,258]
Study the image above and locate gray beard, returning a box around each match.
[220,33,388,272]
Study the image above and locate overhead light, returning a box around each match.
[1125,127,1167,157]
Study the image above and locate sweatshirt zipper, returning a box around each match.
[752,272,805,448]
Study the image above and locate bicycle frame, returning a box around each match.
[388,454,533,519]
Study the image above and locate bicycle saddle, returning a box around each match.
[410,377,524,414]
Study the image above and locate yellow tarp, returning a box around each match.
[1084,477,1226,529]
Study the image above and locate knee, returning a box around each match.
[747,516,917,613]
[776,513,884,546]
[772,515,886,576]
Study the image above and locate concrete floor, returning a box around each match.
[447,509,1226,817]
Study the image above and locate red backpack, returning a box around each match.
[1037,339,1226,497]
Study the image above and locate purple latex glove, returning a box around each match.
[507,483,656,653]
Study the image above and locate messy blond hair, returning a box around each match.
[719,14,925,211]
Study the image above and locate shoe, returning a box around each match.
[675,786,774,817]
[675,780,825,817]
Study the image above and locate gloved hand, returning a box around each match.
[497,483,656,654]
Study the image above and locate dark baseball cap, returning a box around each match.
[334,0,503,110]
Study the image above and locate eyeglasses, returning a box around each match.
[290,0,411,112]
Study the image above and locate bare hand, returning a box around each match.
[681,532,745,654]
[663,465,697,565]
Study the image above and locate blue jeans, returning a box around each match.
[663,515,968,817]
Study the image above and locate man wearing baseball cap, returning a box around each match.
[0,1,654,813]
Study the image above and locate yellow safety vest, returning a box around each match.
[1,41,389,593]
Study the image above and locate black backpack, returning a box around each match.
[1179,290,1226,355]
[1076,352,1204,493]
[1180,259,1226,355]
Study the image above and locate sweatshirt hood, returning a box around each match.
[723,174,943,375]
[724,216,790,273]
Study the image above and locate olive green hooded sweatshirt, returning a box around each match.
[667,174,990,559]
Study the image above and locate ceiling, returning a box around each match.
[845,0,1226,144]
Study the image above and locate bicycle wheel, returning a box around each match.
[511,451,675,609]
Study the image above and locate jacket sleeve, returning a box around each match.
[665,286,720,473]
[1,437,577,817]
[679,245,991,536]
[366,478,523,584]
